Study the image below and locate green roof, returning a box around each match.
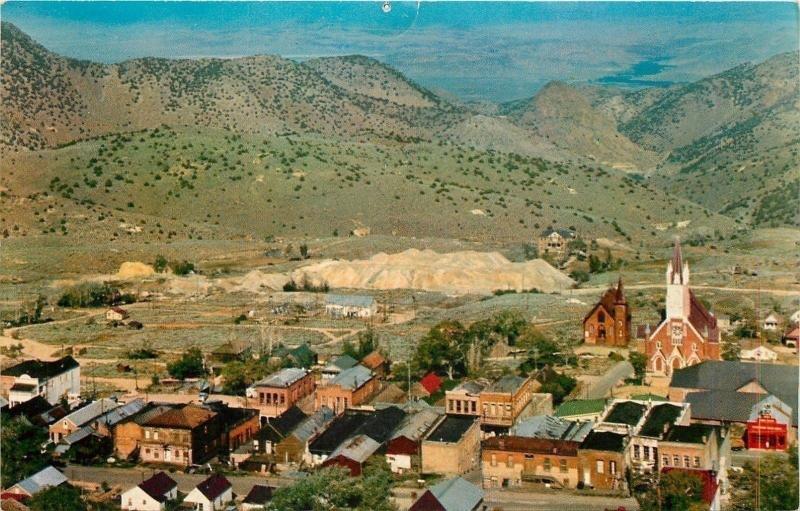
[555,399,607,417]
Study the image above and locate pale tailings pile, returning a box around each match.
[291,249,573,295]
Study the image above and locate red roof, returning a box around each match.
[386,435,419,456]
[408,490,447,511]
[785,326,800,340]
[195,474,231,501]
[583,278,626,322]
[321,455,362,476]
[419,373,442,395]
[139,472,177,502]
[688,290,719,342]
[361,351,387,370]
[661,468,718,504]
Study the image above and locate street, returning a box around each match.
[582,361,635,399]
[483,488,639,511]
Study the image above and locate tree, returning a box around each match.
[221,361,248,395]
[727,454,799,511]
[628,351,647,383]
[299,243,309,259]
[721,336,741,361]
[167,348,205,379]
[153,255,168,273]
[412,320,469,379]
[29,485,87,511]
[267,460,395,511]
[170,260,195,276]
[343,328,377,360]
[636,470,707,511]
[1,416,49,487]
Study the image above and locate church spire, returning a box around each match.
[671,237,683,283]
[614,276,626,304]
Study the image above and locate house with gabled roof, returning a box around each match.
[49,398,120,443]
[320,354,359,382]
[409,477,484,511]
[241,485,272,511]
[321,434,381,476]
[121,472,177,511]
[386,408,443,474]
[184,474,232,511]
[7,467,68,498]
[274,406,335,465]
[361,350,389,376]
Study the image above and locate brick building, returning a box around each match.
[481,436,581,489]
[421,415,481,476]
[583,278,630,346]
[445,375,537,431]
[249,368,315,419]
[314,365,379,414]
[640,240,720,376]
[577,430,628,491]
[113,404,177,460]
[139,404,224,466]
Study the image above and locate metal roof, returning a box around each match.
[4,356,79,379]
[328,434,380,463]
[255,368,308,388]
[329,365,373,390]
[62,399,120,427]
[429,477,484,511]
[12,466,68,496]
[512,415,593,442]
[325,294,375,307]
[392,409,443,442]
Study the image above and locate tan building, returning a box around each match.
[445,375,536,429]
[659,424,726,475]
[314,365,379,414]
[139,404,224,466]
[113,404,176,459]
[421,415,481,476]
[577,430,628,491]
[249,368,315,419]
[482,436,581,489]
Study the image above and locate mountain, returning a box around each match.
[501,81,660,171]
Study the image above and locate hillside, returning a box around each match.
[502,81,660,171]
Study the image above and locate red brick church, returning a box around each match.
[640,239,721,376]
[583,277,630,346]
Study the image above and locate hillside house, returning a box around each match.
[324,294,377,318]
[121,472,178,511]
[2,356,80,406]
[537,227,576,258]
[106,307,129,321]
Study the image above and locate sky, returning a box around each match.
[2,2,798,102]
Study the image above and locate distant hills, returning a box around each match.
[1,21,797,240]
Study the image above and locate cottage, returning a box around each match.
[537,227,576,258]
[314,365,379,414]
[421,415,481,476]
[740,345,778,362]
[184,474,233,511]
[121,472,178,511]
[408,477,484,511]
[106,307,129,322]
[241,486,273,511]
[2,356,80,406]
[49,398,120,443]
[324,294,377,318]
[361,350,389,377]
[783,326,799,349]
[763,313,780,331]
[7,467,68,498]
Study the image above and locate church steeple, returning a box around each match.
[666,238,691,319]
[614,276,626,304]
[667,238,690,285]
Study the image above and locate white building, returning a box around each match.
[106,307,129,321]
[3,356,80,406]
[763,313,780,331]
[184,474,232,511]
[740,345,778,362]
[324,294,377,319]
[121,472,178,511]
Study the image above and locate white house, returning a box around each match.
[740,345,778,362]
[241,485,273,511]
[3,356,80,406]
[763,313,780,331]
[184,474,232,511]
[790,310,800,325]
[106,307,129,321]
[324,294,377,319]
[121,472,178,511]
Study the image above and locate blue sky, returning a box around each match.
[2,2,798,101]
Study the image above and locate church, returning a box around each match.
[641,240,721,376]
[583,277,630,346]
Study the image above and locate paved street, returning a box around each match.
[581,361,635,399]
[483,488,639,511]
[64,464,293,495]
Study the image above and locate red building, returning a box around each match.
[641,240,720,376]
[746,410,788,451]
[583,277,630,346]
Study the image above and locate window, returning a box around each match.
[694,456,701,468]
[559,459,568,473]
[456,401,462,413]
[154,431,159,440]
[507,456,514,468]
[662,456,669,466]
[543,458,551,472]
[609,461,617,475]
[684,456,690,468]
[491,454,497,467]
[633,445,640,459]
[673,455,680,467]
[145,430,151,439]
[643,446,650,460]
[596,460,604,474]
[145,448,151,455]
[471,401,476,413]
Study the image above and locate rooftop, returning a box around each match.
[194,474,231,501]
[392,408,443,442]
[604,401,647,426]
[580,430,627,452]
[138,472,177,502]
[685,391,792,425]
[242,485,273,505]
[324,355,358,372]
[328,434,381,463]
[291,406,335,443]
[62,399,120,427]
[12,466,67,496]
[361,351,387,370]
[254,368,309,388]
[325,294,375,307]
[483,435,580,456]
[259,406,308,444]
[450,380,487,395]
[143,404,217,429]
[555,399,606,418]
[512,415,593,442]
[4,356,79,379]
[486,375,528,394]
[425,415,476,443]
[663,424,716,444]
[429,477,484,511]
[329,364,373,390]
[639,403,684,438]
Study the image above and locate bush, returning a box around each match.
[167,348,205,379]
